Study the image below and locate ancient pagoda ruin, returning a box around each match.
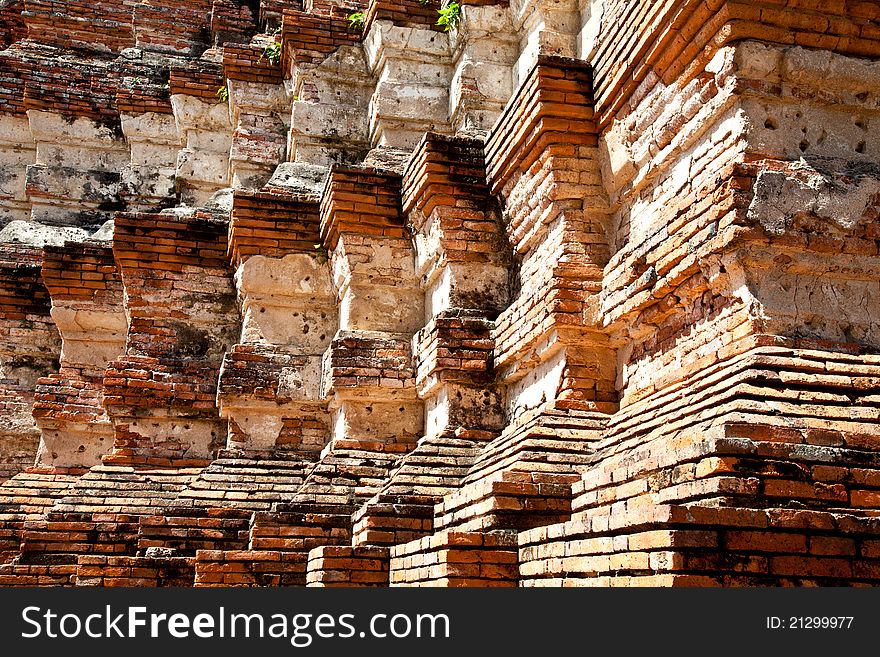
[0,0,879,587]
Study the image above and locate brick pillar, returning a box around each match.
[0,109,34,225]
[447,3,518,136]
[223,42,288,190]
[103,210,239,470]
[23,59,129,231]
[219,190,336,457]
[169,61,233,206]
[403,133,509,439]
[510,0,581,88]
[143,189,334,551]
[486,54,615,425]
[362,1,453,148]
[320,163,424,445]
[117,64,180,214]
[282,7,372,165]
[341,136,512,574]
[32,243,125,472]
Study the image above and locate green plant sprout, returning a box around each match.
[348,11,365,30]
[313,244,328,264]
[437,2,461,32]
[261,40,282,65]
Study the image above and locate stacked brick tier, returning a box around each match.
[227,190,323,265]
[320,164,408,247]
[186,438,412,587]
[136,504,254,556]
[5,45,120,122]
[306,545,389,587]
[14,0,259,56]
[115,63,174,117]
[103,210,237,465]
[20,0,136,54]
[389,530,518,587]
[402,133,509,289]
[221,440,412,586]
[591,0,880,128]
[169,59,226,103]
[280,4,364,68]
[350,429,493,548]
[32,242,125,471]
[15,510,142,564]
[484,54,616,416]
[75,554,195,587]
[169,452,314,513]
[361,0,443,34]
[48,467,203,516]
[194,549,304,587]
[0,472,78,563]
[133,0,214,57]
[224,42,284,86]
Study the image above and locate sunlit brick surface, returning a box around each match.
[0,0,879,587]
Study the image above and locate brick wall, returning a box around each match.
[224,42,284,85]
[590,0,880,129]
[21,52,120,123]
[169,60,226,102]
[211,0,261,45]
[307,545,389,586]
[116,64,174,116]
[389,530,518,587]
[133,0,213,56]
[363,0,443,33]
[228,191,321,265]
[76,554,195,586]
[1,0,880,589]
[32,243,125,471]
[195,549,304,586]
[281,7,363,68]
[21,0,136,54]
[0,1,26,48]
